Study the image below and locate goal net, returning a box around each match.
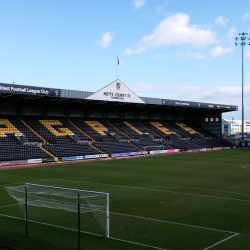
[5,183,109,241]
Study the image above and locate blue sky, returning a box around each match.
[0,0,250,119]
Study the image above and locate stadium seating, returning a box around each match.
[0,118,51,161]
[0,145,50,161]
[23,117,101,157]
[71,119,139,153]
[110,120,172,150]
[0,116,233,161]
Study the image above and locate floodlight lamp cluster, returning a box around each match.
[235,33,250,46]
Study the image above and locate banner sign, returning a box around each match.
[28,159,42,164]
[63,156,85,161]
[130,152,137,156]
[200,148,207,152]
[85,154,108,159]
[163,149,179,153]
[0,159,28,167]
[130,151,147,156]
[212,147,223,151]
[0,83,60,97]
[162,99,237,111]
[206,148,212,151]
[186,149,200,153]
[223,147,231,150]
[150,150,164,154]
[42,158,56,163]
[112,152,130,157]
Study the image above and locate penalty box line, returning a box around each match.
[203,233,239,250]
[0,203,237,235]
[110,212,237,234]
[0,212,168,250]
[0,211,238,250]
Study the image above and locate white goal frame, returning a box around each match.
[6,183,109,250]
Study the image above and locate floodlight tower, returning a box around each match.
[235,32,250,141]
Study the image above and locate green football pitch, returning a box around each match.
[0,150,250,250]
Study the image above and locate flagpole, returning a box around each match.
[116,53,118,79]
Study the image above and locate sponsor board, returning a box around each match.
[206,148,212,151]
[150,150,165,154]
[0,159,28,167]
[85,154,108,159]
[0,83,60,97]
[42,158,56,163]
[162,99,237,111]
[163,149,179,153]
[212,147,223,151]
[28,159,42,164]
[63,156,85,161]
[130,152,137,156]
[130,151,147,156]
[223,147,231,150]
[186,149,200,153]
[200,148,207,152]
[112,152,130,157]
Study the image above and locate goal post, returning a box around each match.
[5,183,109,249]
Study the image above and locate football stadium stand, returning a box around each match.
[0,80,238,164]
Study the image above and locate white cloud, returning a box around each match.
[210,45,233,57]
[246,47,250,58]
[95,31,114,48]
[130,82,250,108]
[243,10,250,20]
[133,0,145,9]
[154,53,172,58]
[124,13,216,55]
[227,28,236,39]
[155,51,206,59]
[156,0,168,12]
[178,51,206,59]
[214,16,228,26]
[246,73,250,79]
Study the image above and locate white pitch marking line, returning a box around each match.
[0,203,237,235]
[242,164,250,169]
[0,204,18,209]
[110,212,237,234]
[50,178,250,203]
[203,233,239,250]
[0,178,54,187]
[0,213,23,221]
[0,213,167,250]
[29,219,168,250]
[152,186,250,198]
[109,237,168,250]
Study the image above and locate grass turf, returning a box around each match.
[0,150,250,250]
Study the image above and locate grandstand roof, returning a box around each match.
[0,80,237,113]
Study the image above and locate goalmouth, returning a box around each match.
[5,183,109,250]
